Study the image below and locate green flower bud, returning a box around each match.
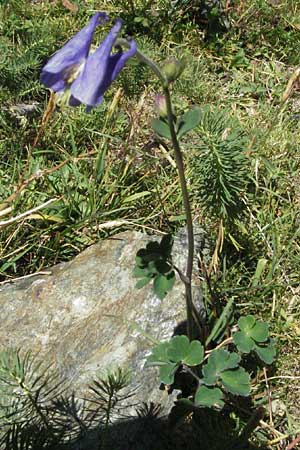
[161,57,186,83]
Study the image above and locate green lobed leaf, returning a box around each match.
[238,315,256,332]
[202,360,218,386]
[208,349,240,372]
[134,237,175,299]
[250,321,269,343]
[176,107,201,140]
[194,386,224,407]
[153,272,175,299]
[234,316,270,354]
[183,340,204,366]
[151,118,172,139]
[145,342,170,367]
[220,367,251,397]
[254,341,276,365]
[233,330,255,353]
[202,349,241,386]
[159,362,178,384]
[167,335,190,362]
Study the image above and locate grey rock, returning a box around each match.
[0,228,209,449]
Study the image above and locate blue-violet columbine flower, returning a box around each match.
[40,12,136,110]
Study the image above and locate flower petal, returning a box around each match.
[40,12,108,92]
[70,19,136,108]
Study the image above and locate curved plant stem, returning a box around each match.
[116,40,167,86]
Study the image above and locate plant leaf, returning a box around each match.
[202,360,218,385]
[208,349,240,372]
[251,258,268,287]
[135,277,152,289]
[176,107,201,139]
[195,386,224,407]
[202,349,240,386]
[145,342,170,367]
[220,367,250,396]
[233,330,255,353]
[250,321,269,343]
[151,118,171,139]
[254,341,276,365]
[153,272,175,299]
[167,335,190,362]
[159,362,178,384]
[238,315,256,332]
[234,316,270,353]
[133,266,148,278]
[183,340,204,366]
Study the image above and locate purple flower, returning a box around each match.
[40,12,136,110]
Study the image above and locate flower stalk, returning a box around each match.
[163,86,195,340]
[132,46,202,340]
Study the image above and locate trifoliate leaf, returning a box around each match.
[208,349,240,372]
[234,316,270,354]
[220,367,250,396]
[238,315,269,342]
[134,236,175,299]
[195,386,224,407]
[164,336,204,366]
